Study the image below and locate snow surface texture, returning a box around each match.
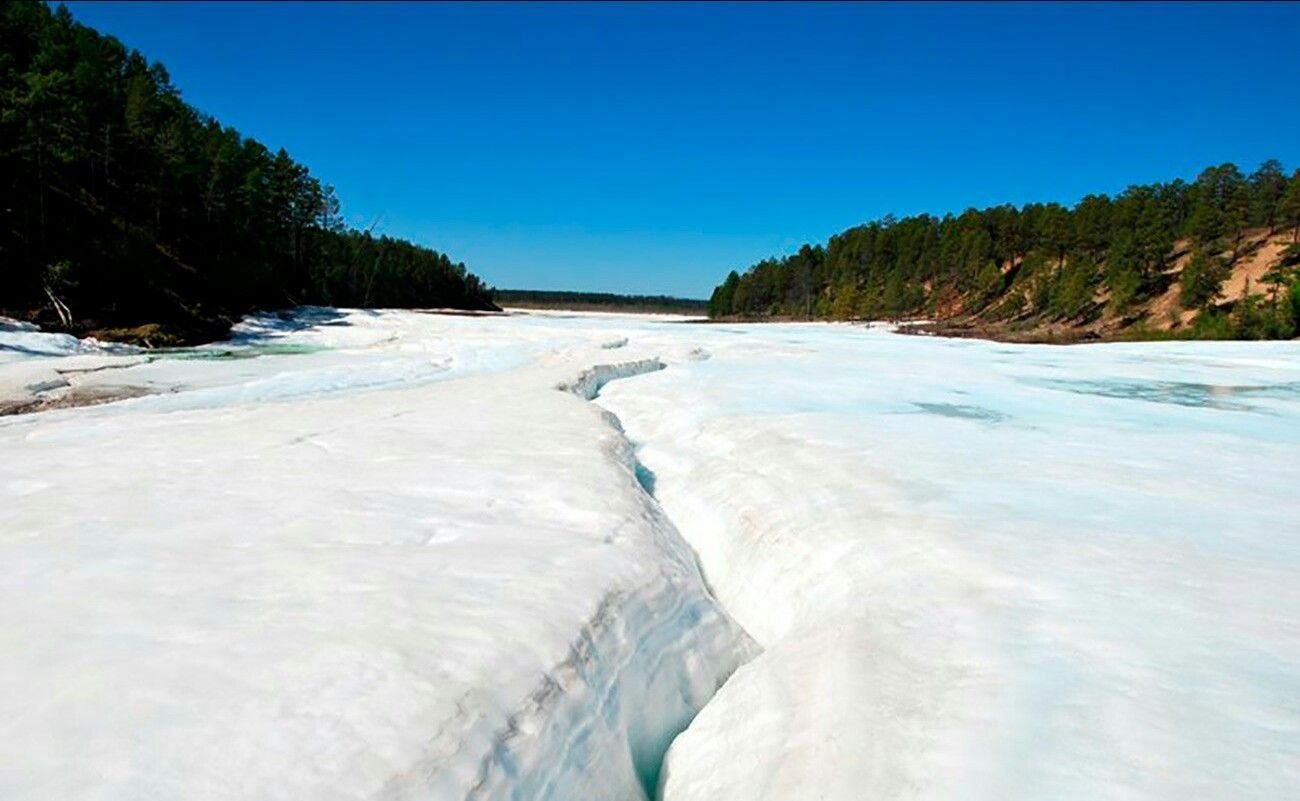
[0,310,753,800]
[595,324,1300,801]
[3,309,1299,800]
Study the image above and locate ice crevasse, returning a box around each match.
[0,311,756,801]
[5,309,1299,801]
[595,324,1300,801]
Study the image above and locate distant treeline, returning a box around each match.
[495,289,707,315]
[709,160,1300,339]
[1,2,495,344]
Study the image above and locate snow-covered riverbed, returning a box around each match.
[2,310,1298,800]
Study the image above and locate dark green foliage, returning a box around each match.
[971,260,1004,308]
[708,158,1299,340]
[1228,292,1295,340]
[1177,252,1228,310]
[1048,255,1098,320]
[1249,160,1288,233]
[1278,243,1300,272]
[1280,171,1300,239]
[492,289,707,314]
[1104,230,1142,311]
[1291,277,1300,329]
[708,271,740,318]
[1180,293,1296,341]
[1188,164,1249,253]
[0,3,493,340]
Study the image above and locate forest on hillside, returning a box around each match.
[708,161,1300,340]
[0,2,495,345]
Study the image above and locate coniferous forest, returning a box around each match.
[6,3,1299,344]
[1,2,495,345]
[492,289,707,315]
[709,161,1300,340]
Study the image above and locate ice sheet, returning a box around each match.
[3,309,1298,800]
[594,324,1300,801]
[0,309,751,800]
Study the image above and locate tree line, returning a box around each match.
[493,289,707,315]
[708,159,1300,339]
[1,2,494,343]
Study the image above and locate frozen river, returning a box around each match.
[2,309,1298,799]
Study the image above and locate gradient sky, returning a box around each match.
[61,1,1300,298]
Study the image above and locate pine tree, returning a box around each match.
[705,158,1293,340]
[1279,170,1300,241]
[1249,159,1287,232]
[708,271,740,317]
[0,1,495,339]
[1180,252,1229,310]
[1105,230,1142,311]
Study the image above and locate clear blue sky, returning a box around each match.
[61,1,1300,298]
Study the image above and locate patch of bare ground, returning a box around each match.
[898,318,1097,344]
[82,323,203,348]
[0,385,155,417]
[903,229,1297,344]
[1139,231,1296,333]
[1221,234,1293,303]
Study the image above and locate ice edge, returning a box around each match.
[529,357,759,800]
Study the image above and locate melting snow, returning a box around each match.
[3,310,1298,800]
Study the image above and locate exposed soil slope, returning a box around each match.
[910,229,1298,342]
